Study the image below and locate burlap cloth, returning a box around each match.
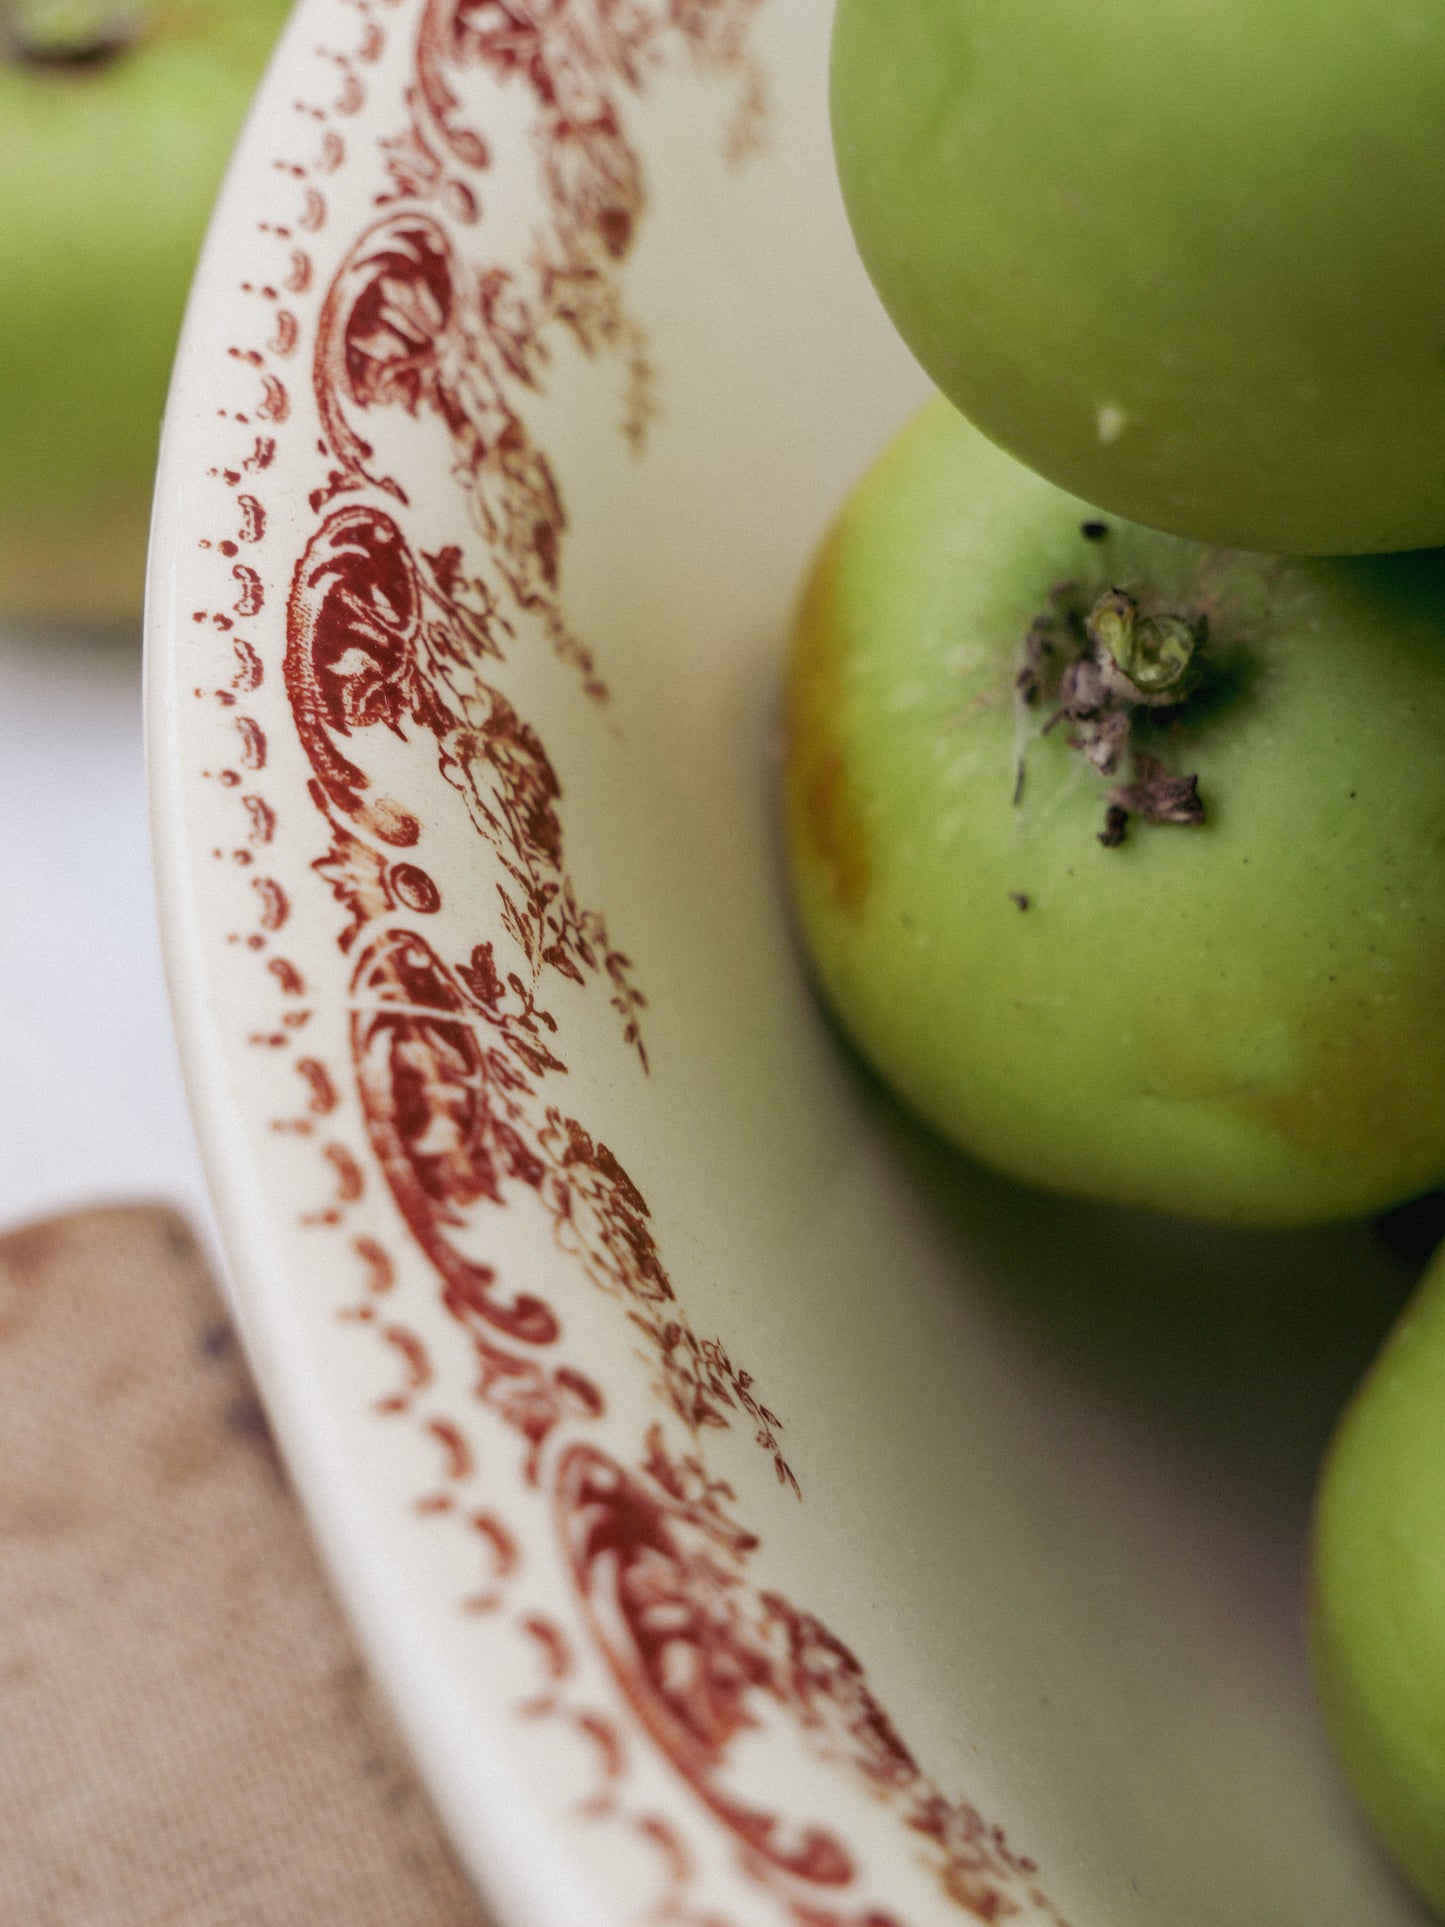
[0,1204,494,1925]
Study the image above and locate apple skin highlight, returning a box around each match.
[784,400,1445,1228]
[0,0,291,627]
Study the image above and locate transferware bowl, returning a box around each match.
[147,2,1432,1920]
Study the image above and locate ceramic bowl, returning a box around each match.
[146,2,1433,1921]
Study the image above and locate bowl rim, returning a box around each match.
[144,7,626,1919]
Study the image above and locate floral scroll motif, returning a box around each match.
[193,0,1074,1918]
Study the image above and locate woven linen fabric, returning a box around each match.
[0,1204,494,1926]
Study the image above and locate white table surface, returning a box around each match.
[0,620,218,1262]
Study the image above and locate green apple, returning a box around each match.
[1312,1234,1445,1915]
[0,0,289,627]
[831,0,1445,556]
[784,398,1445,1226]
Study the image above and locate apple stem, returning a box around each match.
[1016,579,1207,846]
[1088,588,1201,705]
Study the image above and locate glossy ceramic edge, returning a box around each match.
[145,35,613,1927]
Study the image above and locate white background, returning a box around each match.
[0,619,216,1256]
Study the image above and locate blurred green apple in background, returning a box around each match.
[0,0,290,628]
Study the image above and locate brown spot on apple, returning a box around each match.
[785,526,871,917]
